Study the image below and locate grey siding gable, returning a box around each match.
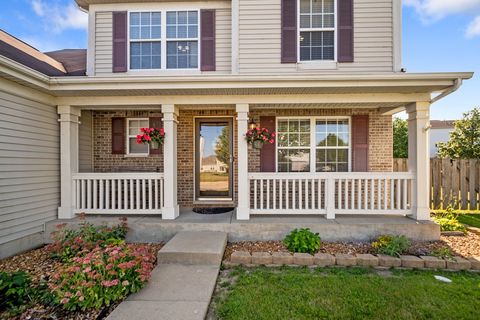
[0,86,59,258]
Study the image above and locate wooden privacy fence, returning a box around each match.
[394,158,480,211]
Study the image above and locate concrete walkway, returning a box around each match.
[107,231,227,320]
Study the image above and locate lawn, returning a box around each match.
[458,214,480,228]
[214,267,480,320]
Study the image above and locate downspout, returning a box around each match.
[430,78,462,104]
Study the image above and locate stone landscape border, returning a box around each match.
[226,251,480,271]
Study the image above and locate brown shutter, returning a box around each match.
[260,116,276,172]
[281,0,297,63]
[112,11,128,72]
[352,115,369,172]
[200,9,216,71]
[149,117,163,155]
[112,117,126,154]
[338,0,354,62]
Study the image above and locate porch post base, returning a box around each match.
[236,207,250,220]
[412,207,430,221]
[58,207,75,220]
[162,205,180,220]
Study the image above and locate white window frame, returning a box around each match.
[126,118,150,156]
[297,0,337,63]
[275,116,351,173]
[127,9,200,72]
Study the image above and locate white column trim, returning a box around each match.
[406,101,431,221]
[392,0,402,72]
[57,105,81,219]
[236,103,250,220]
[231,0,239,74]
[162,104,180,219]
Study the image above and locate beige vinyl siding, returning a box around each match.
[95,11,113,75]
[0,87,59,257]
[79,110,93,172]
[238,0,394,74]
[212,7,231,73]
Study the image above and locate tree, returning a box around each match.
[215,126,230,169]
[393,118,408,158]
[437,107,480,159]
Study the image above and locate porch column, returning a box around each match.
[162,104,180,219]
[406,101,431,221]
[236,103,250,220]
[57,106,80,219]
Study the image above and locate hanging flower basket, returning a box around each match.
[137,127,165,149]
[246,127,276,149]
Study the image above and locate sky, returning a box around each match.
[0,0,479,120]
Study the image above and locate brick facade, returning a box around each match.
[90,107,393,208]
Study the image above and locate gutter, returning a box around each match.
[430,78,463,104]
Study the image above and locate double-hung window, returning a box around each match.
[129,12,161,69]
[128,10,199,70]
[166,11,199,69]
[277,118,350,172]
[299,0,335,61]
[127,118,149,155]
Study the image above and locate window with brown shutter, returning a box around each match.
[281,0,297,63]
[149,117,163,155]
[112,117,126,154]
[112,12,128,72]
[338,0,354,62]
[352,115,369,171]
[200,9,216,71]
[260,116,276,172]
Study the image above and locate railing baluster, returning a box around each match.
[317,179,321,210]
[273,179,276,210]
[279,179,283,210]
[390,178,394,210]
[266,179,270,210]
[111,179,115,210]
[254,179,258,210]
[286,179,289,210]
[260,179,264,210]
[403,178,408,210]
[292,179,296,210]
[99,179,104,210]
[350,179,354,210]
[86,179,92,209]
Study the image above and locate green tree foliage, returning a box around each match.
[393,118,408,158]
[437,107,480,159]
[215,126,230,169]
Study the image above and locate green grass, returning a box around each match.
[215,267,480,320]
[457,214,480,228]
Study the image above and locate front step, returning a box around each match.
[158,231,227,265]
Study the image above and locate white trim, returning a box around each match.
[86,10,96,76]
[231,0,239,74]
[275,116,351,173]
[297,0,338,63]
[126,9,201,73]
[393,0,402,72]
[126,117,150,156]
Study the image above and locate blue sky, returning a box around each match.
[1,0,479,120]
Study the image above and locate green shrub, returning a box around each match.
[0,272,33,315]
[49,243,155,311]
[431,247,454,260]
[433,206,467,233]
[48,217,128,261]
[371,235,411,257]
[284,228,321,254]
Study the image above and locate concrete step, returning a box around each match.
[158,231,227,265]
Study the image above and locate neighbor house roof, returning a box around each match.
[0,29,86,76]
[430,120,455,129]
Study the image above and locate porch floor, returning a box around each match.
[45,209,440,242]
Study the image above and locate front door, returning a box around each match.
[195,118,233,200]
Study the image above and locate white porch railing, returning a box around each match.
[72,173,164,214]
[249,172,414,217]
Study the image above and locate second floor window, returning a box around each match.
[129,11,199,70]
[299,0,335,61]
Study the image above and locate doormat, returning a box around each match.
[193,207,235,215]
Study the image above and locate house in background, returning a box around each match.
[429,120,455,157]
[0,0,473,258]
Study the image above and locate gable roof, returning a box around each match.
[430,120,455,129]
[0,29,86,76]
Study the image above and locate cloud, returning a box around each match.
[404,0,480,38]
[30,0,87,33]
[466,16,480,37]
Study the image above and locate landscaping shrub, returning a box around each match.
[0,272,34,315]
[49,243,155,311]
[433,206,467,233]
[371,235,410,257]
[430,247,454,260]
[48,217,128,262]
[284,228,321,254]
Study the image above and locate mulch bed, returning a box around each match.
[223,231,480,260]
[0,243,163,320]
